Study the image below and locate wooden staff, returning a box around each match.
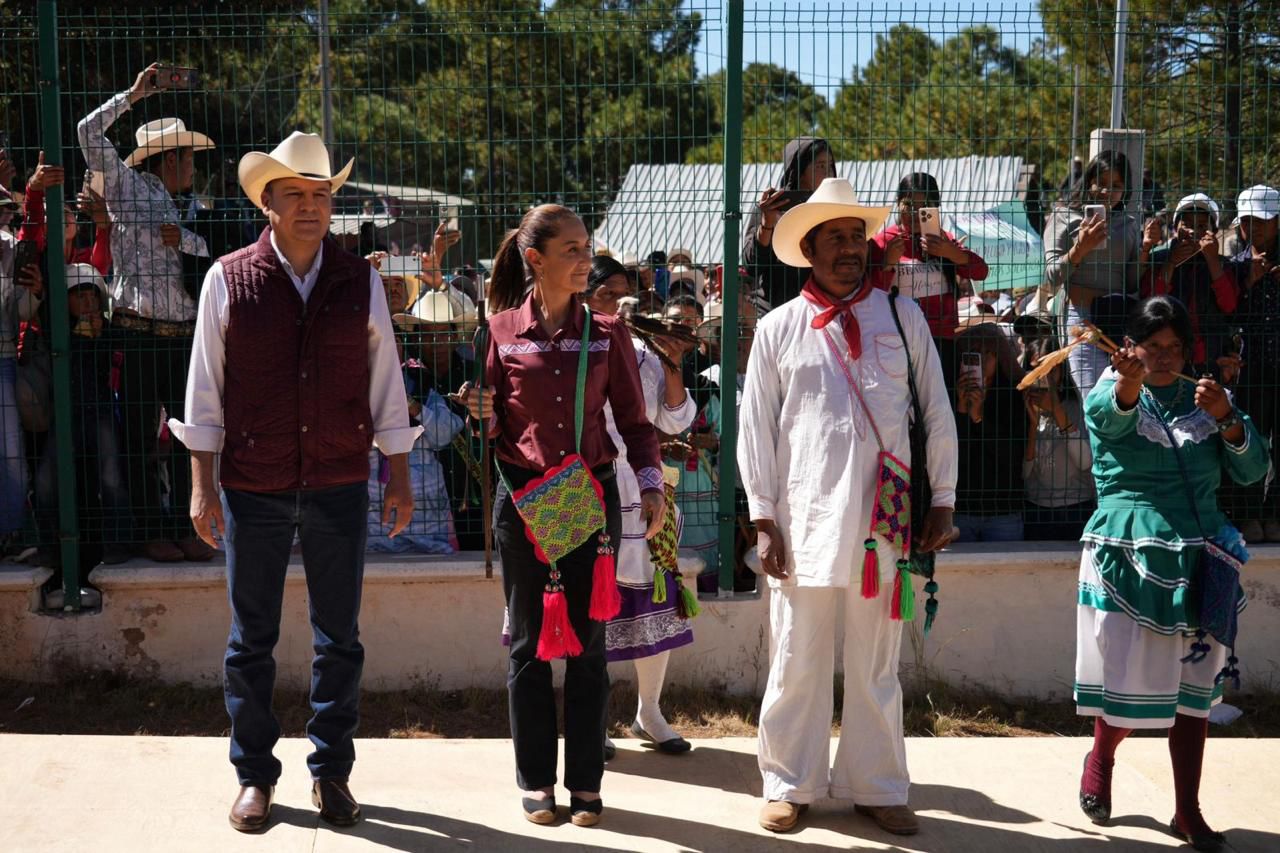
[1018,321,1195,391]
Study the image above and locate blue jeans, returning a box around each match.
[953,513,1025,543]
[35,405,133,545]
[0,358,26,535]
[222,482,369,785]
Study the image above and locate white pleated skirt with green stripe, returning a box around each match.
[1074,545,1226,728]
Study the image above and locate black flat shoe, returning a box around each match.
[630,720,692,754]
[522,794,557,825]
[1168,816,1226,852]
[603,741,617,762]
[1078,753,1111,824]
[569,795,603,827]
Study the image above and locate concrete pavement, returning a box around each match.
[5,735,1280,852]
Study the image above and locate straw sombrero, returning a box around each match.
[124,118,215,168]
[772,177,891,268]
[238,131,354,208]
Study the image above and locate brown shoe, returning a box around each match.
[177,536,216,561]
[140,540,185,562]
[229,784,273,833]
[312,778,361,827]
[855,804,919,835]
[759,800,808,833]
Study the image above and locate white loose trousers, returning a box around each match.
[758,579,908,806]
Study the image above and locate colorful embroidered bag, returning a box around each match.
[647,465,700,619]
[818,325,921,625]
[497,306,620,660]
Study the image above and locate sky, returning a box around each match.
[692,1,1049,96]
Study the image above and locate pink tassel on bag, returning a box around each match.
[861,538,879,598]
[588,535,621,621]
[536,587,583,661]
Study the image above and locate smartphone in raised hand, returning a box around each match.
[917,206,943,239]
[1084,204,1108,250]
[959,351,984,391]
[153,65,199,90]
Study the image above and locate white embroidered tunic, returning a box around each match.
[737,289,958,588]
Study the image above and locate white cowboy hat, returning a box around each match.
[668,264,708,304]
[124,118,215,168]
[64,262,109,302]
[393,286,478,331]
[238,131,354,208]
[772,177,892,268]
[667,246,695,265]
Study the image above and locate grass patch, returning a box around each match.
[4,670,1279,739]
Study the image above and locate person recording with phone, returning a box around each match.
[951,324,1027,543]
[1221,185,1280,543]
[870,172,989,380]
[1139,194,1234,372]
[77,62,218,563]
[743,136,839,307]
[1043,150,1144,401]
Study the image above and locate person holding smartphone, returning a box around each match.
[743,136,838,307]
[1043,150,1145,401]
[870,172,990,381]
[1139,194,1234,371]
[77,62,218,563]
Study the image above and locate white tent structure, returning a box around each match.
[592,156,1027,267]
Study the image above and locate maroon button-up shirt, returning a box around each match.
[483,293,664,494]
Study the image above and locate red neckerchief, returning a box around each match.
[801,276,874,360]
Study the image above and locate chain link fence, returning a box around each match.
[1,0,1277,610]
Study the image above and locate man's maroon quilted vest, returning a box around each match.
[220,228,373,492]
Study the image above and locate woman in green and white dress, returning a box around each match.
[1075,296,1269,852]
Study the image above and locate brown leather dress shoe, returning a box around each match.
[312,779,362,826]
[855,804,920,835]
[229,784,274,833]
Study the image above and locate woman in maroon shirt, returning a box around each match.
[462,204,664,827]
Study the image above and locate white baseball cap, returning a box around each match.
[1174,193,1220,226]
[1236,185,1279,221]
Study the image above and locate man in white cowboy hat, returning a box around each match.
[168,131,419,833]
[737,177,958,836]
[77,63,218,563]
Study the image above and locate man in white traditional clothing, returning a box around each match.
[737,177,959,836]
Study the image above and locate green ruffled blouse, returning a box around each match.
[1079,375,1270,634]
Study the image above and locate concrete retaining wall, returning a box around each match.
[3,543,1279,699]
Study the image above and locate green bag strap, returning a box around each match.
[574,305,592,455]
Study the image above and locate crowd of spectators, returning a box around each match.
[2,78,1279,610]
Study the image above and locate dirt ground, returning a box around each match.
[4,671,1279,740]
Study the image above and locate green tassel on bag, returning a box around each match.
[677,577,701,619]
[652,567,668,604]
[898,566,915,622]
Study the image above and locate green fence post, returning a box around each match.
[37,0,80,611]
[716,0,744,597]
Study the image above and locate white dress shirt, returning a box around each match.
[737,288,958,588]
[77,92,209,321]
[167,232,422,457]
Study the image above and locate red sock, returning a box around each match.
[1169,713,1213,836]
[1082,718,1131,801]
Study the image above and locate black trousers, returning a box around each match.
[495,462,621,793]
[118,327,194,542]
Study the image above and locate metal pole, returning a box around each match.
[716,0,744,597]
[1110,0,1128,129]
[37,0,80,610]
[318,0,334,164]
[480,25,497,578]
[1070,63,1080,167]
